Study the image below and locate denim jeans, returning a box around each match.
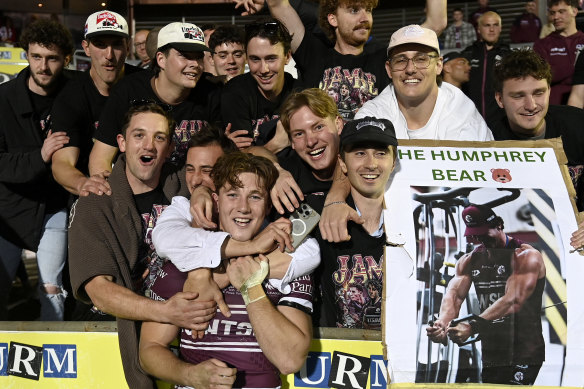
[0,209,68,320]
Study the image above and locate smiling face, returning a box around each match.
[246,37,290,100]
[185,144,224,194]
[340,144,394,200]
[213,172,268,241]
[386,44,442,106]
[157,48,204,90]
[117,111,172,194]
[211,42,246,81]
[134,30,149,62]
[26,42,69,95]
[328,4,373,48]
[289,105,342,181]
[495,75,549,137]
[83,35,129,92]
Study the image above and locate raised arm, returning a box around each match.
[264,0,305,52]
[88,140,118,176]
[421,0,448,36]
[227,254,312,374]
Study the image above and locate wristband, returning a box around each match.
[323,201,347,208]
[240,260,269,305]
[469,319,481,335]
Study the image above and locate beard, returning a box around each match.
[30,69,61,91]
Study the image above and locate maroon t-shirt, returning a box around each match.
[149,261,313,388]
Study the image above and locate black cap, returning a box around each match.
[340,117,398,151]
[443,51,465,64]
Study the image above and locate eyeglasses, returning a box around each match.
[130,98,172,112]
[134,41,146,48]
[245,21,280,35]
[388,54,438,71]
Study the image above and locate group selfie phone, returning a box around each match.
[287,203,320,251]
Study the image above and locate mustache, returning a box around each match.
[354,22,371,31]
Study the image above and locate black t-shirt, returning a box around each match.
[94,70,221,166]
[29,89,54,137]
[52,71,107,175]
[293,32,390,120]
[221,72,297,146]
[278,150,332,212]
[487,105,584,210]
[133,185,170,292]
[311,195,385,329]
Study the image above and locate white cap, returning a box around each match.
[387,24,440,57]
[157,22,210,52]
[84,10,129,39]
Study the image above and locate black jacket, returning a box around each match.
[0,66,72,250]
[462,40,511,120]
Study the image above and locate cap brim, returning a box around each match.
[464,225,490,237]
[85,30,129,39]
[165,42,211,52]
[387,43,440,57]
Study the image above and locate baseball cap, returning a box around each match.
[84,10,129,39]
[340,117,398,151]
[387,24,440,57]
[462,205,498,236]
[443,51,465,64]
[157,22,210,52]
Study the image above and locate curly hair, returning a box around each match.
[20,18,74,57]
[280,88,340,135]
[493,48,551,93]
[319,0,379,42]
[209,24,245,53]
[211,152,278,198]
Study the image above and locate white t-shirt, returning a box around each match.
[355,81,493,141]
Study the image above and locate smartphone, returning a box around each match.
[287,203,320,251]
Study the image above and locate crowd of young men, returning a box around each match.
[4,0,584,388]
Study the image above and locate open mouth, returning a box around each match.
[521,111,540,117]
[140,155,155,164]
[361,174,380,181]
[234,217,251,227]
[403,79,420,85]
[257,74,274,84]
[308,147,326,159]
[183,72,199,80]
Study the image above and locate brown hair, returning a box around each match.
[211,152,278,198]
[280,88,340,135]
[319,0,378,42]
[493,48,552,93]
[120,102,174,139]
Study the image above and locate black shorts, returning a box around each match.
[481,363,542,385]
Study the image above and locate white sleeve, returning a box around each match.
[268,237,320,293]
[152,196,230,272]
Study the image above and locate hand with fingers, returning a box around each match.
[225,123,253,150]
[163,291,217,331]
[186,358,237,389]
[190,185,217,229]
[270,168,304,214]
[78,171,112,196]
[41,130,69,163]
[233,0,266,16]
[251,217,293,253]
[319,202,364,242]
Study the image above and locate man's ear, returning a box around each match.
[495,92,504,108]
[212,192,219,210]
[117,134,126,152]
[385,60,392,80]
[156,51,166,70]
[82,40,91,57]
[327,13,338,28]
[435,57,443,76]
[338,155,348,175]
[335,115,344,135]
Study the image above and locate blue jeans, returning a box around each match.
[0,209,68,321]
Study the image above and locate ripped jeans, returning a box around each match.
[0,209,68,320]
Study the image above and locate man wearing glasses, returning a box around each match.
[221,19,296,154]
[356,24,492,141]
[134,29,152,69]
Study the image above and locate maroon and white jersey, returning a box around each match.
[149,261,314,388]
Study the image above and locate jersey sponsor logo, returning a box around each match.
[320,67,378,120]
[0,342,76,379]
[294,351,388,388]
[497,265,506,275]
